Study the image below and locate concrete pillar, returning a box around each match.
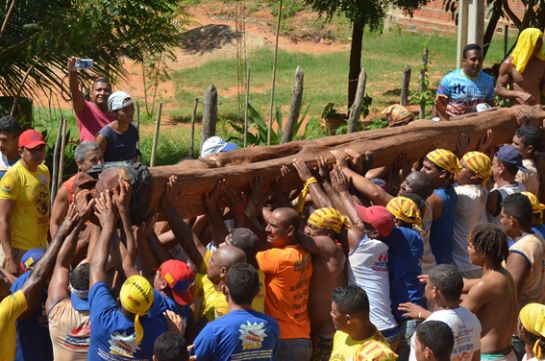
[456,0,469,68]
[456,0,484,68]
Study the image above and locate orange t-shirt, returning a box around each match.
[256,245,313,340]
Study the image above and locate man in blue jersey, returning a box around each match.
[193,263,280,361]
[433,43,495,120]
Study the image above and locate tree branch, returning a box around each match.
[0,0,16,43]
[502,0,522,29]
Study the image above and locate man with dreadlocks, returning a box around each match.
[301,207,348,361]
[462,224,518,361]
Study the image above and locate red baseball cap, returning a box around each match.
[159,260,195,306]
[356,205,395,237]
[18,129,45,149]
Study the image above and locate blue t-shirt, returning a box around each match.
[88,282,167,361]
[430,186,457,265]
[383,226,425,322]
[148,290,192,329]
[194,309,280,361]
[10,271,53,361]
[437,69,495,115]
[98,124,139,162]
[532,225,545,240]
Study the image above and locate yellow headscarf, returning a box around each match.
[296,177,317,216]
[512,28,545,74]
[307,207,350,234]
[522,191,545,223]
[119,275,155,346]
[386,196,423,229]
[520,303,545,359]
[462,151,492,182]
[426,149,461,174]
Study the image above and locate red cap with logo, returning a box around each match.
[159,259,195,306]
[356,205,395,237]
[18,129,46,149]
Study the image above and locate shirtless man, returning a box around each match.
[496,28,545,106]
[301,207,347,361]
[463,224,518,361]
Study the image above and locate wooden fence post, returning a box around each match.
[347,69,367,133]
[401,66,411,106]
[202,85,217,144]
[150,102,163,167]
[190,98,199,158]
[282,66,304,144]
[267,0,283,145]
[244,66,251,148]
[419,47,429,119]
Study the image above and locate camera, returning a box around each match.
[75,58,93,69]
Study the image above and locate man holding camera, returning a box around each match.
[68,57,115,143]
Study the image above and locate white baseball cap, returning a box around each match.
[108,91,133,112]
[201,136,237,157]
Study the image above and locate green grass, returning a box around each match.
[170,30,517,123]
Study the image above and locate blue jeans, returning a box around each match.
[278,338,312,361]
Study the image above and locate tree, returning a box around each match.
[302,0,429,107]
[0,0,185,100]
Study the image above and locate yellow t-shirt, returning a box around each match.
[329,330,398,361]
[0,290,28,361]
[0,162,50,250]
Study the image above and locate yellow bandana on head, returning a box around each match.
[512,28,545,74]
[307,207,350,234]
[462,151,492,182]
[119,275,154,346]
[296,177,317,216]
[522,191,545,223]
[386,196,422,229]
[520,303,545,359]
[426,149,461,174]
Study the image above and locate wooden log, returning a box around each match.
[347,69,367,133]
[282,66,304,144]
[202,85,217,144]
[401,66,411,106]
[147,105,545,219]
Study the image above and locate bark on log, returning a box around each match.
[148,105,545,219]
[281,66,304,144]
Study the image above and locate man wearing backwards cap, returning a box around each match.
[496,28,545,106]
[96,91,139,162]
[487,145,527,223]
[201,136,237,157]
[451,151,492,278]
[0,129,50,276]
[89,191,166,360]
[519,303,545,361]
[357,204,425,361]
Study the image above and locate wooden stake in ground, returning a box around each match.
[150,102,163,167]
[244,66,251,148]
[50,116,64,204]
[347,69,367,133]
[57,115,67,189]
[401,66,411,106]
[267,0,283,145]
[282,66,304,144]
[135,101,140,150]
[190,98,199,158]
[419,47,429,119]
[202,85,218,145]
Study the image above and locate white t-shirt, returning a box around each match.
[522,354,539,361]
[348,236,398,331]
[516,159,540,199]
[409,307,482,361]
[452,184,488,272]
[488,182,526,223]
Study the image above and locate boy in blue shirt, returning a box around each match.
[193,263,280,361]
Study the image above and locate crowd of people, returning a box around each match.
[0,28,544,361]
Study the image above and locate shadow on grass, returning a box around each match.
[181,24,242,54]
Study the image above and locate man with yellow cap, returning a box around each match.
[89,191,167,360]
[301,207,347,360]
[519,303,545,361]
[521,191,545,239]
[496,28,545,106]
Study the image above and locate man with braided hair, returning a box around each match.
[301,207,348,361]
[452,151,492,278]
[421,149,460,265]
[462,224,518,361]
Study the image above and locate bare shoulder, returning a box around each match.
[313,235,344,257]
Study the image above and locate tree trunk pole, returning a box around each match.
[135,101,140,150]
[202,85,218,145]
[150,102,163,167]
[401,66,411,106]
[419,47,429,119]
[57,115,67,188]
[267,0,282,145]
[50,116,63,204]
[348,16,364,108]
[504,25,509,58]
[190,98,199,158]
[244,66,251,148]
[347,69,367,133]
[282,66,304,143]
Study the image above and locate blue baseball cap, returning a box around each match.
[70,288,90,311]
[20,248,45,273]
[496,145,527,173]
[201,136,237,157]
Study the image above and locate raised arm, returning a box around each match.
[113,179,138,277]
[203,179,229,245]
[495,60,535,105]
[68,57,86,113]
[90,191,117,287]
[293,158,332,209]
[49,185,70,238]
[0,199,17,276]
